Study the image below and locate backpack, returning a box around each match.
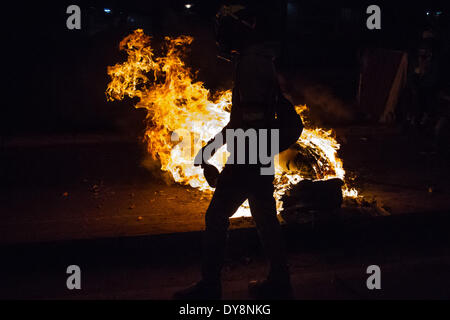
[233,54,303,154]
[271,89,303,152]
[237,88,303,154]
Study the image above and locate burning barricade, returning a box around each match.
[106,29,358,219]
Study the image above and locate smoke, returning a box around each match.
[299,84,354,126]
[279,75,355,127]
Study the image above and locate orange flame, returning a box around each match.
[106,29,357,218]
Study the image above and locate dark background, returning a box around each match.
[1,1,450,300]
[1,0,449,135]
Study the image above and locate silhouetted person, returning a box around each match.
[174,4,294,300]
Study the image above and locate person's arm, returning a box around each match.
[194,87,239,166]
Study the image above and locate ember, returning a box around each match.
[106,29,358,218]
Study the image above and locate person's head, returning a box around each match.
[214,4,258,61]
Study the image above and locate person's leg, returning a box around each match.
[201,166,248,284]
[247,175,292,299]
[173,167,247,299]
[248,175,289,282]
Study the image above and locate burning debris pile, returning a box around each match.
[106,29,358,218]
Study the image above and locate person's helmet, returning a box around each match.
[214,4,257,61]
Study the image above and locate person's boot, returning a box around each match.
[248,276,293,300]
[173,280,222,300]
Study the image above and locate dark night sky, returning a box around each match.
[1,0,449,134]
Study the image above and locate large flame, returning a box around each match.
[106,29,357,217]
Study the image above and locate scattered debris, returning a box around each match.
[374,201,391,216]
[343,195,392,217]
